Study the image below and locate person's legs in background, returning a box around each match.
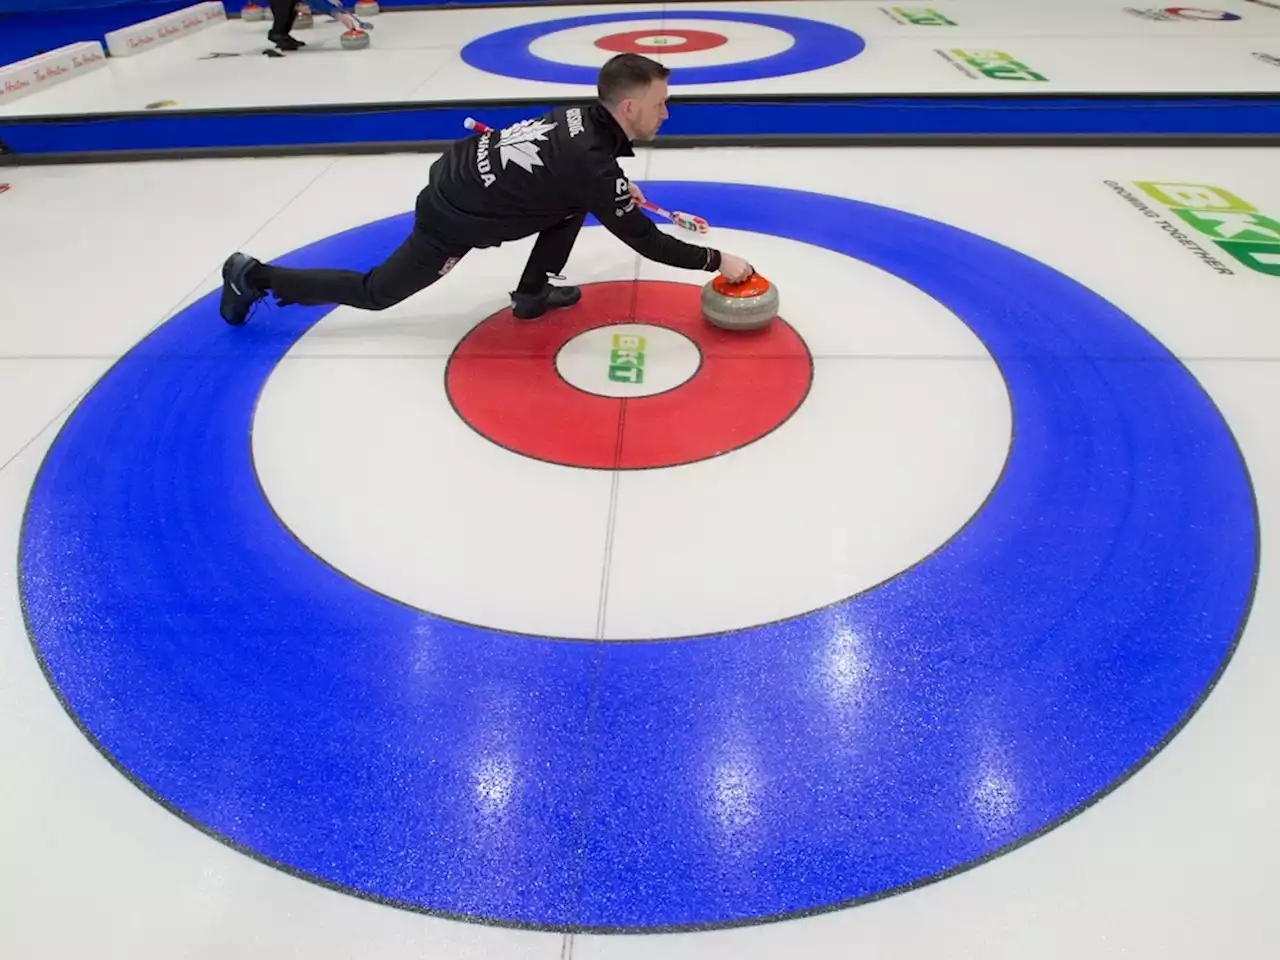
[267,0,303,50]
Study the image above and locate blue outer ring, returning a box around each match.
[459,11,866,85]
[20,182,1257,932]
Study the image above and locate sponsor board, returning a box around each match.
[105,2,227,58]
[0,41,107,105]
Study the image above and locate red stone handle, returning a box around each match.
[711,272,769,298]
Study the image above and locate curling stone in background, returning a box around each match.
[294,2,313,28]
[701,272,779,331]
[240,2,266,21]
[354,0,379,14]
[341,27,371,49]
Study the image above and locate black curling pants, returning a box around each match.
[259,223,470,311]
[515,212,585,293]
[267,0,297,37]
[254,208,587,312]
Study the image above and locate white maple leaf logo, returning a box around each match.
[496,118,557,173]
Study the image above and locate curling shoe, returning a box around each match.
[510,283,581,320]
[219,252,266,326]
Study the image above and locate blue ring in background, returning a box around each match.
[19,182,1257,932]
[460,11,866,85]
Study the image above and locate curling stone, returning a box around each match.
[701,272,778,331]
[293,2,313,27]
[240,2,265,21]
[340,27,371,49]
[354,0,379,14]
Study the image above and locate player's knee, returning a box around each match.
[364,284,406,311]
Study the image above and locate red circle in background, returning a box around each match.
[445,280,812,470]
[593,29,729,54]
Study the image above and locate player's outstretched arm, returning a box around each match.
[585,164,753,281]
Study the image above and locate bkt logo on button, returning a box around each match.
[608,333,647,384]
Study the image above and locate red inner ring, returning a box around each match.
[593,29,729,54]
[445,280,812,470]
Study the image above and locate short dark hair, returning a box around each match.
[597,53,671,106]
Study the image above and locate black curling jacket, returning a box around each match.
[416,101,722,272]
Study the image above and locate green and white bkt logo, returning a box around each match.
[1106,180,1280,276]
[936,49,1048,81]
[607,332,647,384]
[1135,182,1280,276]
[880,6,957,25]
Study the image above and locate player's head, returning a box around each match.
[597,53,671,141]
